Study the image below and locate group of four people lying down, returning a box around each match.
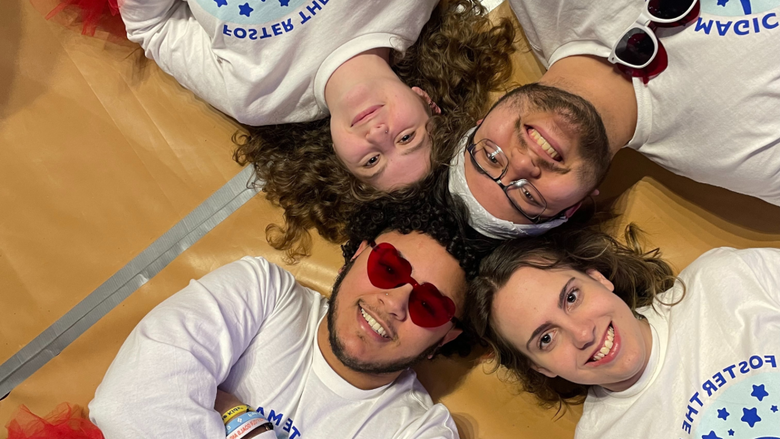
[20,0,780,437]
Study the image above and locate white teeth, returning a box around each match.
[529,128,560,160]
[360,307,389,338]
[591,326,614,362]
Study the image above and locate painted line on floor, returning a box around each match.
[0,166,261,397]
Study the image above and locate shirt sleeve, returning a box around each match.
[401,403,459,439]
[89,257,298,439]
[119,0,240,121]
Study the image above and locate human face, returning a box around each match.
[464,86,609,224]
[492,266,652,392]
[327,231,465,374]
[330,83,434,191]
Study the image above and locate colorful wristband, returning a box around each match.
[222,405,254,424]
[225,411,266,436]
[226,417,274,439]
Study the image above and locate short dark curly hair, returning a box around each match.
[337,171,500,357]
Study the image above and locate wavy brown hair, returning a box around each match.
[467,225,680,410]
[233,0,516,261]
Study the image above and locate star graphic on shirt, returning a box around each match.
[717,0,729,6]
[727,430,734,437]
[279,0,289,5]
[213,0,227,6]
[238,2,253,16]
[717,408,730,420]
[741,407,761,427]
[772,405,778,413]
[751,384,769,401]
[702,431,722,439]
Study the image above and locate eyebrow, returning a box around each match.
[524,277,576,351]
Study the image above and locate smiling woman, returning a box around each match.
[234,0,517,260]
[467,226,780,438]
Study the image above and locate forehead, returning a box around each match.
[492,267,570,342]
[374,230,467,303]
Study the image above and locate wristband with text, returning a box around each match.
[222,405,254,425]
[225,411,267,436]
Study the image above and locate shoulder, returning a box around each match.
[381,371,459,439]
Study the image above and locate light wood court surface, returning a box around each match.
[1,1,779,438]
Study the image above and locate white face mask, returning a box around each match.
[448,128,568,240]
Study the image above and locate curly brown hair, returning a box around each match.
[233,0,516,261]
[466,225,680,410]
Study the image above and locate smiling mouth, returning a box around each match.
[351,105,382,127]
[360,306,389,338]
[528,127,561,161]
[589,324,615,363]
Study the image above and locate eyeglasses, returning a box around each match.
[467,136,548,223]
[608,0,700,82]
[366,241,457,328]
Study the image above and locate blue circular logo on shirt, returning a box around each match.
[701,0,780,16]
[695,372,780,439]
[194,0,308,25]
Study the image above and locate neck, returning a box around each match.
[539,55,637,157]
[316,314,402,390]
[323,48,394,107]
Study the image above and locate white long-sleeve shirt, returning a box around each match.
[89,257,459,439]
[119,0,438,125]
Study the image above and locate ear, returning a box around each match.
[563,202,582,218]
[530,362,558,378]
[586,269,615,292]
[411,87,441,115]
[590,188,600,197]
[339,240,370,274]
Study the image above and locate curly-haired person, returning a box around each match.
[232,0,516,260]
[90,181,499,439]
[467,226,780,438]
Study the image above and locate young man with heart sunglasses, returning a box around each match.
[90,176,496,439]
[449,0,780,240]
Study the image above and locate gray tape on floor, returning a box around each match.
[0,166,261,397]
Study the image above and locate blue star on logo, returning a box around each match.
[751,384,769,402]
[279,0,289,5]
[727,430,734,437]
[741,407,761,428]
[213,0,227,6]
[702,431,722,439]
[772,405,778,413]
[717,408,730,420]
[717,0,729,5]
[238,2,253,16]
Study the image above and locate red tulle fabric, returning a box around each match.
[29,0,128,40]
[5,404,104,439]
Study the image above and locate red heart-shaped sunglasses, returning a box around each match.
[366,241,458,328]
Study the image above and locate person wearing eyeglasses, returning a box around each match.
[450,0,780,237]
[88,181,495,439]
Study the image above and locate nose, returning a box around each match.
[379,285,411,321]
[503,146,541,181]
[568,319,596,351]
[366,123,392,148]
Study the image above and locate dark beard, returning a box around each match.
[326,260,441,375]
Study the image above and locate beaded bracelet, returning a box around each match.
[225,411,267,436]
[226,417,274,439]
[221,405,254,425]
